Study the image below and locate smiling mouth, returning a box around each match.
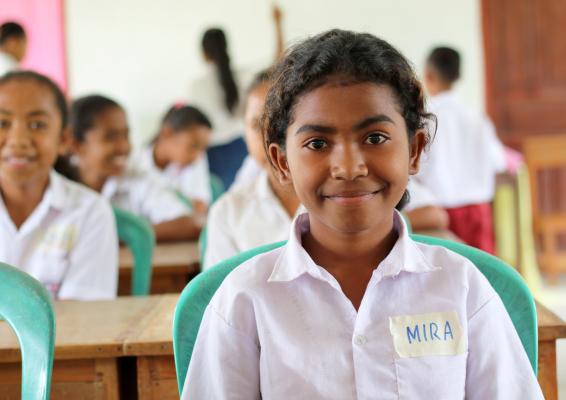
[325,188,384,206]
[3,156,35,169]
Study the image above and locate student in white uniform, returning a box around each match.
[0,71,118,300]
[417,47,506,254]
[182,30,543,399]
[404,179,449,230]
[203,71,303,270]
[69,95,201,242]
[0,22,26,76]
[137,105,212,215]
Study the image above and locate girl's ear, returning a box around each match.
[408,129,427,175]
[57,126,72,156]
[268,143,293,186]
[69,136,84,156]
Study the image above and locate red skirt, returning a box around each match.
[445,203,495,255]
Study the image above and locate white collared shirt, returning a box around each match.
[416,91,506,208]
[0,170,118,300]
[203,170,305,270]
[404,179,439,212]
[0,52,18,77]
[183,211,543,400]
[135,145,212,205]
[228,155,263,192]
[102,166,191,224]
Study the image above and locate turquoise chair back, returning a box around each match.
[173,236,538,394]
[209,173,225,203]
[198,224,208,268]
[113,207,155,296]
[0,263,56,399]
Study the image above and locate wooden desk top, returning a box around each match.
[0,296,161,362]
[413,228,465,244]
[536,300,566,341]
[119,241,200,270]
[1,296,564,364]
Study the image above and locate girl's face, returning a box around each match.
[270,81,426,233]
[244,84,270,170]
[162,124,210,166]
[0,79,69,187]
[73,106,131,178]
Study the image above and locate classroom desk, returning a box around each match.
[118,241,200,295]
[0,296,162,400]
[536,301,566,400]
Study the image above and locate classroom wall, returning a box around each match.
[65,0,484,147]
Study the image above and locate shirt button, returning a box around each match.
[354,335,366,347]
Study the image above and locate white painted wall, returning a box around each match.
[65,0,484,147]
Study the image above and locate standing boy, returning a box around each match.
[417,47,506,253]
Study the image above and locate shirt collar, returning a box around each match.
[268,210,440,284]
[48,169,68,211]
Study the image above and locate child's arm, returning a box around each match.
[153,216,200,242]
[181,304,261,400]
[405,206,449,230]
[465,294,544,399]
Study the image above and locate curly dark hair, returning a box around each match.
[261,29,436,210]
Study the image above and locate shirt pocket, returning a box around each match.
[394,352,468,400]
[27,250,70,299]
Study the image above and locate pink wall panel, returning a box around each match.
[0,0,67,91]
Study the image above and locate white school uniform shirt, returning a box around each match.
[0,52,18,77]
[136,145,212,205]
[183,211,543,400]
[416,91,506,208]
[404,179,440,212]
[101,166,191,224]
[0,170,118,300]
[228,154,263,192]
[187,65,252,146]
[203,169,305,270]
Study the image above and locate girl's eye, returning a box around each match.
[306,139,328,150]
[0,120,9,128]
[364,134,386,145]
[30,121,46,130]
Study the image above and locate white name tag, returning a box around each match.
[35,225,77,252]
[389,311,466,358]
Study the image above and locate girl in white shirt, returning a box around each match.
[0,71,118,300]
[183,30,543,399]
[203,71,303,270]
[69,95,200,242]
[138,105,212,215]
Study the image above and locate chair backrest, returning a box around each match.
[198,224,208,268]
[173,236,538,394]
[0,262,56,400]
[113,207,155,296]
[209,173,225,204]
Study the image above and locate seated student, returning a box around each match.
[417,47,506,254]
[203,71,303,270]
[136,105,212,215]
[182,30,543,399]
[0,22,26,76]
[404,179,449,230]
[0,71,118,300]
[69,95,200,242]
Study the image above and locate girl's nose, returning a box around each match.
[330,145,369,180]
[6,122,31,148]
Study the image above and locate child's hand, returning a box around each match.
[191,199,207,215]
[273,5,282,24]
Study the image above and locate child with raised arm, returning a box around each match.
[182,30,542,400]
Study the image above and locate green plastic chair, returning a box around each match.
[198,224,208,268]
[113,207,155,296]
[174,173,226,211]
[0,262,56,399]
[173,236,537,395]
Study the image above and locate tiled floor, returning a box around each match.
[536,275,566,399]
